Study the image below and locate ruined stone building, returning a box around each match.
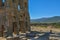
[0,0,30,37]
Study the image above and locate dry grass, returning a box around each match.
[31,26,60,33]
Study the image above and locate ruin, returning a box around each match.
[0,0,30,39]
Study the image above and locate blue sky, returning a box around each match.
[29,0,60,19]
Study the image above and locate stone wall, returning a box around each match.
[0,0,30,39]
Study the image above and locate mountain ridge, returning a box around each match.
[31,16,60,23]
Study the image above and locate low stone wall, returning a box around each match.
[0,37,27,40]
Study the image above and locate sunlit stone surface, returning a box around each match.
[0,0,30,40]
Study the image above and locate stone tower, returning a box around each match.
[0,0,30,37]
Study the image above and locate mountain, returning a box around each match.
[31,16,60,23]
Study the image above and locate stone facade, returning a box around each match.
[0,0,30,38]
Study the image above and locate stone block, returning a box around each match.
[6,37,13,40]
[13,37,19,40]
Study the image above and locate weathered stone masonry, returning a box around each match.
[0,0,30,38]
